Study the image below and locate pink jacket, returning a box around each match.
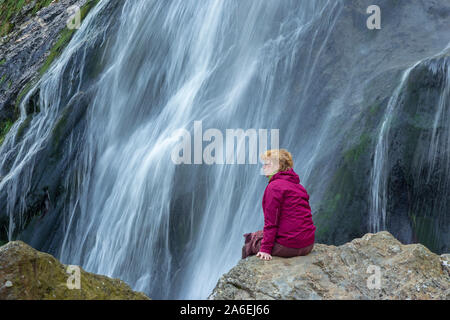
[260,168,316,254]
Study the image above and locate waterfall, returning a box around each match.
[422,51,450,184]
[369,64,418,233]
[0,1,114,239]
[1,0,449,300]
[369,43,450,235]
[1,0,338,299]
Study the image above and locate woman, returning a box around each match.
[242,149,316,260]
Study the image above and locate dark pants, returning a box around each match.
[241,230,314,259]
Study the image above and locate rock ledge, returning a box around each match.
[0,241,150,300]
[209,231,449,300]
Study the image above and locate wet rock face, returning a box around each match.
[0,0,87,123]
[0,0,111,246]
[385,53,450,254]
[311,0,450,254]
[0,240,150,300]
[0,0,88,248]
[209,231,449,300]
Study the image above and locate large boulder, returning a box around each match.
[0,241,150,300]
[209,231,449,300]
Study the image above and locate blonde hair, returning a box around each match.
[260,149,293,172]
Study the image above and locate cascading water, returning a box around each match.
[1,0,338,299]
[369,63,419,233]
[369,43,450,239]
[1,0,450,300]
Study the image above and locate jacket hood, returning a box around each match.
[269,168,300,184]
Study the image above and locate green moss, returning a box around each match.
[0,0,54,36]
[0,74,6,85]
[369,103,380,115]
[16,114,33,141]
[11,0,99,121]
[51,112,68,143]
[314,193,341,239]
[0,58,6,65]
[313,95,388,244]
[14,81,35,117]
[39,27,77,76]
[344,133,371,163]
[315,166,357,240]
[0,241,150,300]
[315,131,374,243]
[31,0,54,15]
[79,0,100,19]
[39,0,100,76]
[49,105,72,159]
[15,82,33,106]
[0,118,14,146]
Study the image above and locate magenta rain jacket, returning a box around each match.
[259,168,316,254]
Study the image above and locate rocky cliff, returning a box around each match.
[0,0,449,300]
[209,231,449,300]
[0,240,150,299]
[0,0,96,125]
[0,0,102,245]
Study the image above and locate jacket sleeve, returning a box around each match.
[260,184,283,254]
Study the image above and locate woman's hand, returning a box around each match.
[256,251,272,260]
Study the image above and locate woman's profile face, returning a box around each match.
[262,159,279,177]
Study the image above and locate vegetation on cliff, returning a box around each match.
[0,0,54,36]
[0,0,99,149]
[0,240,150,299]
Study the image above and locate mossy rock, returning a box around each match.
[13,0,100,116]
[39,0,100,76]
[314,129,374,244]
[0,0,54,36]
[0,118,14,146]
[0,241,150,300]
[383,55,450,253]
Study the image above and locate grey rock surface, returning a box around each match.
[209,231,450,300]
